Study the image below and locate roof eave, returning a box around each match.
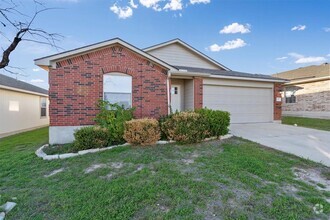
[284,75,330,85]
[0,85,48,96]
[171,71,211,77]
[170,71,287,83]
[208,74,287,83]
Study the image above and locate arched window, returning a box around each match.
[103,73,132,108]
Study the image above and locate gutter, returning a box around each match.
[208,74,287,83]
[171,71,211,77]
[0,85,48,97]
[171,71,287,83]
[284,76,330,85]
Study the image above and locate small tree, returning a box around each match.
[0,0,61,74]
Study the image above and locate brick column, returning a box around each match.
[274,83,282,120]
[194,77,203,109]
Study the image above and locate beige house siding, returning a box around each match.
[0,89,49,137]
[282,79,330,119]
[147,43,221,70]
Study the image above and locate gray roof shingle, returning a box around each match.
[0,74,48,95]
[175,66,283,81]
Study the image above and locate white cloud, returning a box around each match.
[32,68,40,72]
[276,56,288,61]
[30,79,44,83]
[323,27,330,32]
[220,23,251,34]
[190,0,210,4]
[289,52,327,64]
[110,4,133,19]
[164,0,183,11]
[139,0,161,8]
[129,0,138,8]
[295,57,326,64]
[288,52,304,59]
[327,54,330,57]
[208,38,247,52]
[291,25,306,31]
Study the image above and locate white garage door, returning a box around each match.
[203,85,273,123]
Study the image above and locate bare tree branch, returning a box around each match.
[0,0,62,71]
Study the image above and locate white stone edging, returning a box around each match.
[35,134,233,161]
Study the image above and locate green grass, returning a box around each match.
[282,116,330,131]
[1,127,329,219]
[43,143,75,154]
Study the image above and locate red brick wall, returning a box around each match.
[194,77,203,109]
[49,44,168,126]
[274,83,282,120]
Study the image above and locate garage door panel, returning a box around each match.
[203,85,273,123]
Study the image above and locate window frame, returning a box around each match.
[40,97,47,118]
[284,87,297,104]
[103,72,133,109]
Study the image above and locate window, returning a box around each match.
[103,73,132,108]
[9,101,19,112]
[171,87,178,95]
[40,97,47,117]
[285,87,297,103]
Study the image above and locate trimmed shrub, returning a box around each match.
[123,118,161,145]
[195,108,230,138]
[73,126,110,151]
[94,100,134,145]
[160,111,209,144]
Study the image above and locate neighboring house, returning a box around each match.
[272,63,330,119]
[34,38,285,144]
[0,74,49,137]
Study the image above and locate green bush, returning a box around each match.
[195,108,230,138]
[73,126,110,151]
[158,114,173,140]
[124,118,160,145]
[160,111,209,144]
[94,100,134,145]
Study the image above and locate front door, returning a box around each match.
[171,84,181,112]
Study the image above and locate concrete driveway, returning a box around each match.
[230,123,330,167]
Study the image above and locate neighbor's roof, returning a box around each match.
[144,38,231,71]
[35,38,176,71]
[174,66,286,82]
[0,74,48,96]
[272,63,330,81]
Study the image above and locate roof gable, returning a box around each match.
[144,39,230,71]
[35,38,176,71]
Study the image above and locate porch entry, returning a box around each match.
[170,79,194,112]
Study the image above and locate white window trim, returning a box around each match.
[40,97,47,118]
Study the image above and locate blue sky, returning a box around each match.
[1,0,330,89]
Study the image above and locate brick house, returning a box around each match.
[273,63,330,119]
[35,38,285,144]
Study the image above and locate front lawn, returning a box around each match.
[282,116,330,131]
[0,128,329,219]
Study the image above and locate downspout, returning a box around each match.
[167,71,171,115]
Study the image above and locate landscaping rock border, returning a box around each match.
[35,134,233,160]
